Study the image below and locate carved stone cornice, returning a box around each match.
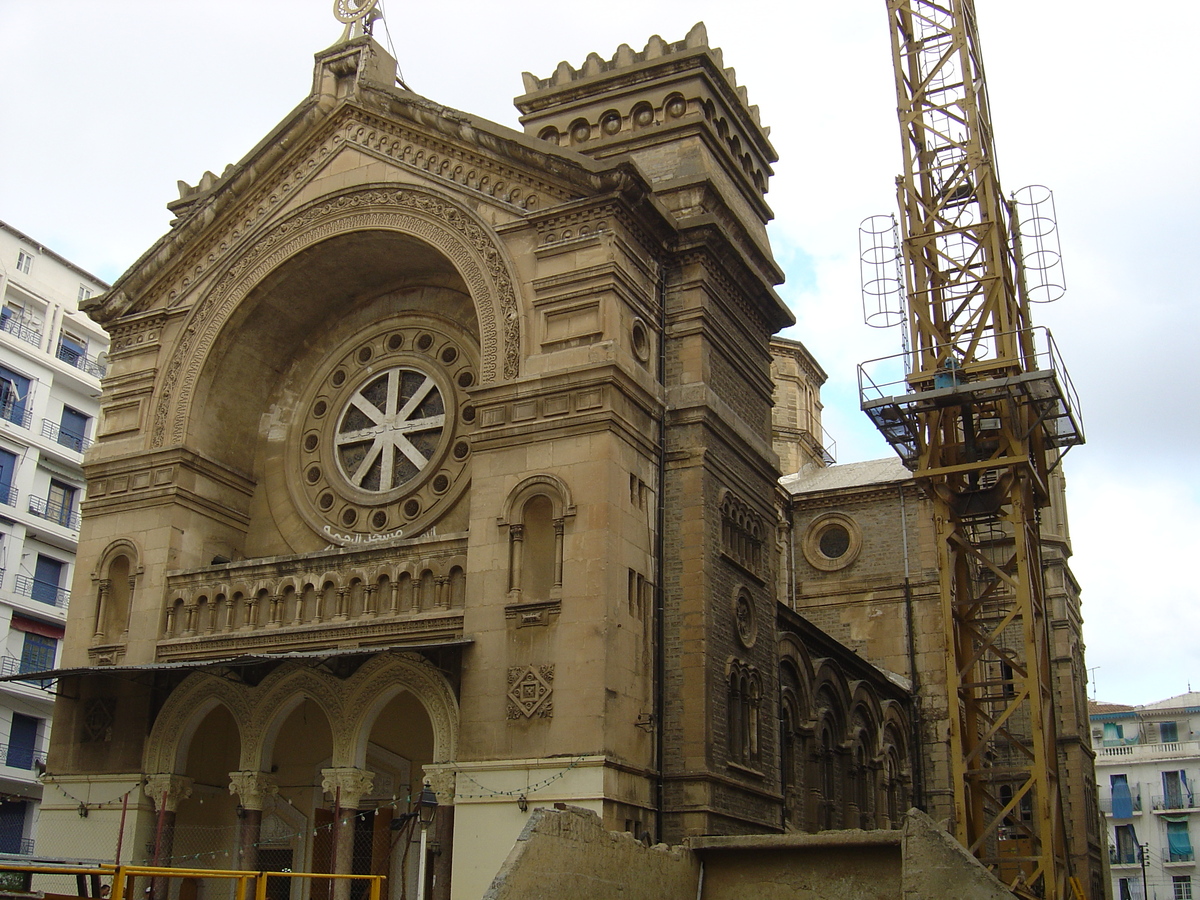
[106,309,175,359]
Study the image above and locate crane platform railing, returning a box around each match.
[857,325,1084,468]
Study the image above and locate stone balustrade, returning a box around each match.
[158,534,468,660]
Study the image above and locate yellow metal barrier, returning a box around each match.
[0,862,384,900]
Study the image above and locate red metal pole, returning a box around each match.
[329,786,341,877]
[114,790,129,865]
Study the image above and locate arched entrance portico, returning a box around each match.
[143,654,459,900]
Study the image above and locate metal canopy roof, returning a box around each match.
[0,639,473,684]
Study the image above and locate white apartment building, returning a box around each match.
[0,221,108,855]
[1094,692,1200,900]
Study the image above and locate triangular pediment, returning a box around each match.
[87,36,647,325]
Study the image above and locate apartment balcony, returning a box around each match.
[0,484,15,508]
[39,419,90,453]
[1167,851,1196,865]
[1097,741,1200,763]
[1153,794,1200,813]
[0,399,32,430]
[0,656,53,689]
[1110,848,1140,867]
[0,741,46,772]
[26,495,80,531]
[12,574,69,609]
[1100,792,1143,815]
[0,837,35,855]
[55,341,105,378]
[0,315,42,348]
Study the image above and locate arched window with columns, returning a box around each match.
[92,540,141,644]
[499,474,575,604]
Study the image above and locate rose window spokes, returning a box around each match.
[335,367,445,492]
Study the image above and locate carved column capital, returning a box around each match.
[228,771,279,811]
[145,774,193,812]
[321,767,375,808]
[422,767,457,807]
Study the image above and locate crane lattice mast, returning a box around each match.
[859,1,1084,897]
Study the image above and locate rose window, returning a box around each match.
[286,318,476,545]
[335,367,446,493]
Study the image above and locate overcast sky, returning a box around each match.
[1,0,1196,706]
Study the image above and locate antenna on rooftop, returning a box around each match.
[333,0,382,42]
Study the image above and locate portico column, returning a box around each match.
[321,767,374,900]
[145,774,193,900]
[228,771,278,872]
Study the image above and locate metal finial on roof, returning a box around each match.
[333,0,382,42]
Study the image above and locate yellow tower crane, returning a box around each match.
[858,2,1085,897]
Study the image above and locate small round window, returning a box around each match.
[803,514,862,572]
[818,524,851,559]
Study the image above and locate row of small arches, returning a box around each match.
[163,568,465,637]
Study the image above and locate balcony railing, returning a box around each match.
[0,742,45,771]
[0,482,16,507]
[1100,793,1143,815]
[1154,794,1199,811]
[40,419,90,453]
[13,574,69,608]
[1169,850,1196,863]
[0,397,32,430]
[1110,848,1139,866]
[0,655,53,687]
[0,315,42,348]
[55,341,106,378]
[27,495,80,530]
[1099,741,1200,761]
[0,837,35,856]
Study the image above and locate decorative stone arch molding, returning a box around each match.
[152,184,524,448]
[144,675,253,775]
[246,665,346,769]
[848,681,884,749]
[142,654,459,783]
[498,473,576,524]
[341,653,460,770]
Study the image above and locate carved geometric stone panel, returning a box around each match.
[507,664,554,719]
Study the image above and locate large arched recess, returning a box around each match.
[154,184,523,467]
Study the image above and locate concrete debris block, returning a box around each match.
[900,808,1015,900]
[483,806,699,900]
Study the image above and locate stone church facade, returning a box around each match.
[31,22,1100,900]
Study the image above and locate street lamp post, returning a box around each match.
[415,782,439,900]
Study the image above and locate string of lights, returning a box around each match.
[453,756,588,800]
[37,757,587,867]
